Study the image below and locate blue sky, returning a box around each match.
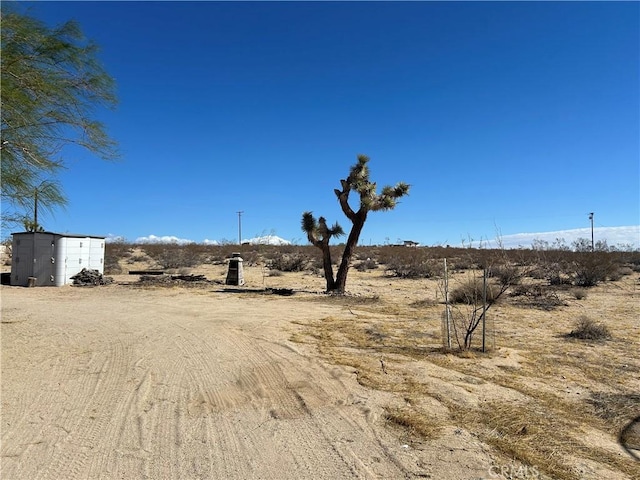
[12,1,640,247]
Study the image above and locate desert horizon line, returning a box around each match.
[88,225,640,249]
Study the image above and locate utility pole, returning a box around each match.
[237,211,243,245]
[34,187,39,231]
[589,212,594,251]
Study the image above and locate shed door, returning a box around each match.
[11,236,34,286]
[33,234,55,286]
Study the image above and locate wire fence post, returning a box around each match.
[482,268,488,353]
[444,258,452,350]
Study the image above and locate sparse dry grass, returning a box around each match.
[293,271,640,480]
[383,405,443,440]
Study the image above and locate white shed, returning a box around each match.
[10,232,105,287]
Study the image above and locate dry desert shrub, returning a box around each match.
[104,240,131,259]
[267,252,310,272]
[384,256,439,278]
[236,249,260,266]
[410,298,437,308]
[449,277,500,305]
[142,243,202,269]
[571,252,617,287]
[127,252,149,264]
[378,248,439,278]
[104,259,122,275]
[566,315,611,341]
[509,283,566,310]
[528,262,572,285]
[104,241,133,274]
[608,265,634,281]
[570,287,587,300]
[374,245,416,266]
[354,257,377,272]
[489,263,523,286]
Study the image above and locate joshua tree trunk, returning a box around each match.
[320,242,337,292]
[301,212,343,292]
[334,211,367,293]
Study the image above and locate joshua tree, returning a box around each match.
[301,213,344,292]
[302,154,409,293]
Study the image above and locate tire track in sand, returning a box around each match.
[158,318,408,479]
[2,317,136,480]
[35,333,135,480]
[241,332,410,479]
[86,322,193,480]
[2,288,412,479]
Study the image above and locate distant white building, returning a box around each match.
[10,231,105,286]
[403,240,420,247]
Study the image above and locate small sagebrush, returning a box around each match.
[355,258,378,272]
[566,315,611,341]
[570,288,587,300]
[449,278,499,304]
[385,256,438,279]
[268,253,309,272]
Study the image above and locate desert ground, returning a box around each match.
[1,252,639,480]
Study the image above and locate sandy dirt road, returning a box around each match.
[1,283,488,480]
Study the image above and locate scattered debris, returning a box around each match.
[137,274,213,286]
[172,274,208,282]
[71,268,113,286]
[266,287,294,296]
[380,357,388,374]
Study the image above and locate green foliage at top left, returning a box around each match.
[0,6,118,229]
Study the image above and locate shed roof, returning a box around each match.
[11,231,106,239]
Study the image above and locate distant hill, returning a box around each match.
[244,235,291,246]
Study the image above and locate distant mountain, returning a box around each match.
[135,234,194,245]
[486,225,639,250]
[111,234,292,246]
[244,235,291,246]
